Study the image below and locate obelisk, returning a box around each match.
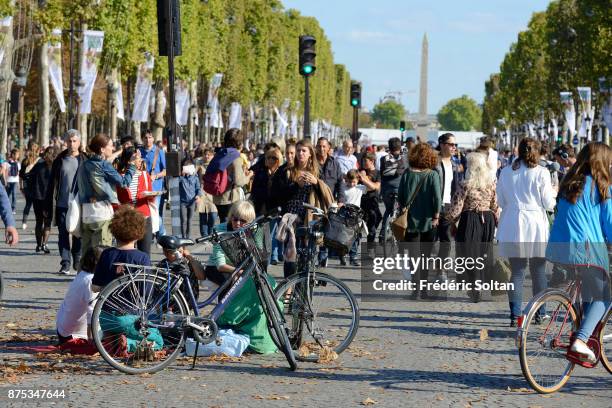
[416,33,429,141]
[418,33,428,116]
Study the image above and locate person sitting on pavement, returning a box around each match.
[156,236,206,304]
[56,245,108,345]
[204,199,278,354]
[91,206,150,293]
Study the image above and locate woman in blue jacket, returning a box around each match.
[547,142,612,363]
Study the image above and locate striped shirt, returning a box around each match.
[129,171,141,205]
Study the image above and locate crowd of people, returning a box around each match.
[0,127,610,364]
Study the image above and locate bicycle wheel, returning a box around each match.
[600,308,612,374]
[91,274,190,374]
[256,272,297,371]
[275,272,359,362]
[519,291,578,393]
[382,219,398,258]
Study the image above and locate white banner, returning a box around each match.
[577,86,592,112]
[229,102,242,129]
[175,80,190,126]
[77,30,104,114]
[560,92,576,137]
[131,54,154,122]
[48,29,66,112]
[207,73,223,128]
[551,118,558,140]
[0,17,13,66]
[578,107,595,140]
[116,75,124,121]
[290,112,298,137]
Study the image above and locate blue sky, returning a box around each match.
[282,0,552,114]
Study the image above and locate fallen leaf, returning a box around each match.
[479,329,489,341]
[362,397,378,406]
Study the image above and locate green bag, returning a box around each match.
[100,311,164,352]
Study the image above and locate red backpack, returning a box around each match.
[203,148,240,196]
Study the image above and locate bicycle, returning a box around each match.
[517,274,612,393]
[274,203,360,362]
[380,192,399,258]
[91,214,297,374]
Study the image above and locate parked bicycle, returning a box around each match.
[274,203,360,362]
[517,275,611,393]
[91,214,297,374]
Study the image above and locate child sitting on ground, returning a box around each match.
[156,235,206,302]
[91,206,150,293]
[343,170,366,267]
[55,245,108,344]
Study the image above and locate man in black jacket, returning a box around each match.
[316,137,345,267]
[45,129,88,274]
[379,137,408,242]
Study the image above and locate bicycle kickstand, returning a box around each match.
[191,341,199,370]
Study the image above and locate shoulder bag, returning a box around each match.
[390,171,430,241]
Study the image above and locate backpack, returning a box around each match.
[203,148,240,196]
[8,161,18,178]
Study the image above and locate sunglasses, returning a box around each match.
[443,143,457,147]
[232,217,248,224]
[266,156,279,161]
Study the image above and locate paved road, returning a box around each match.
[1,196,610,407]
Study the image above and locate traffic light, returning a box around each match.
[157,0,182,57]
[350,81,361,108]
[400,121,406,132]
[299,35,316,76]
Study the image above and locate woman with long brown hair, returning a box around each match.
[496,137,556,326]
[546,142,611,363]
[271,138,333,277]
[30,146,57,253]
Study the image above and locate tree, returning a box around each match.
[370,99,405,129]
[437,95,482,131]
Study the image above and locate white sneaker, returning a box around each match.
[570,340,596,363]
[22,223,27,230]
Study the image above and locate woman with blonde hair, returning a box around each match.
[446,152,498,302]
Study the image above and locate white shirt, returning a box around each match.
[487,149,499,180]
[56,271,98,339]
[375,151,388,171]
[335,152,357,175]
[496,164,556,257]
[344,184,366,206]
[441,160,453,204]
[6,160,20,183]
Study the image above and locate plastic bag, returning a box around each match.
[184,329,250,357]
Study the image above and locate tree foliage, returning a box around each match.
[370,99,406,129]
[482,0,612,135]
[438,95,482,131]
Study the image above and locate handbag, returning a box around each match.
[66,174,81,237]
[390,171,430,241]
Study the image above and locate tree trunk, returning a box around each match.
[77,23,88,142]
[107,68,118,141]
[187,80,197,150]
[38,42,50,147]
[132,121,141,143]
[152,81,165,142]
[0,17,15,156]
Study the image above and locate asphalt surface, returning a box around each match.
[1,195,610,407]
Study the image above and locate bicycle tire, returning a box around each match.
[600,308,612,375]
[0,271,3,302]
[274,272,359,362]
[381,222,398,258]
[92,274,190,375]
[518,291,577,393]
[256,273,298,371]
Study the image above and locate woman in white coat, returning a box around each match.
[496,137,556,326]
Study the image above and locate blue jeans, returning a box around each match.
[6,182,17,211]
[270,218,284,262]
[508,257,548,320]
[156,195,166,237]
[348,234,361,261]
[379,189,397,240]
[199,212,217,237]
[576,267,611,342]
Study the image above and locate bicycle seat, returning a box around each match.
[157,235,195,250]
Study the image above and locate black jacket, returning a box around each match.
[250,163,273,215]
[319,156,344,203]
[30,161,53,201]
[46,149,88,212]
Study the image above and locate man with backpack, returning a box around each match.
[203,129,251,222]
[5,149,21,214]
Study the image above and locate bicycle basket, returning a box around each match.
[323,204,363,255]
[218,224,270,270]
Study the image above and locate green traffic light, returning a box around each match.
[351,98,359,107]
[303,65,313,75]
[400,127,405,132]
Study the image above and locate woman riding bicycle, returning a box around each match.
[546,142,612,363]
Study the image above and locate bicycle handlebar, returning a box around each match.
[303,203,326,217]
[195,207,281,244]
